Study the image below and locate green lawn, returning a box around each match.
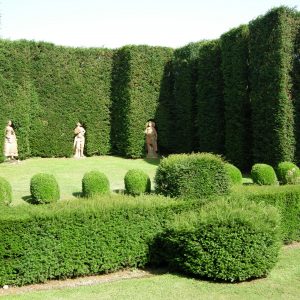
[1,244,299,300]
[0,156,160,205]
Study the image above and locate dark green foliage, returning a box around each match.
[29,43,114,157]
[239,185,300,243]
[110,45,174,157]
[196,40,225,154]
[30,173,60,204]
[251,164,278,185]
[249,7,300,165]
[155,153,231,198]
[124,169,151,195]
[171,42,204,153]
[224,163,243,185]
[82,170,110,197]
[0,177,12,206]
[276,161,300,184]
[0,195,206,286]
[154,198,281,282]
[221,25,252,171]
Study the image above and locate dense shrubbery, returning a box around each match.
[82,170,110,197]
[251,164,278,185]
[153,198,281,282]
[276,162,300,184]
[225,163,243,185]
[155,153,231,198]
[0,177,12,206]
[30,173,60,204]
[124,169,151,196]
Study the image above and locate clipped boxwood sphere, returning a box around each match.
[0,176,12,206]
[155,153,231,198]
[251,164,278,185]
[82,170,110,197]
[225,163,243,185]
[156,198,281,282]
[30,173,60,204]
[124,169,151,196]
[276,162,300,185]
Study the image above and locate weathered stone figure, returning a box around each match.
[73,122,86,158]
[4,120,18,160]
[145,121,157,158]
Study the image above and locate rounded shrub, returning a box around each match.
[225,163,243,185]
[155,153,231,198]
[124,169,151,196]
[0,177,12,206]
[251,163,278,185]
[154,198,281,282]
[30,173,60,204]
[276,162,300,185]
[82,170,110,197]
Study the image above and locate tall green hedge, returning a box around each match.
[171,42,204,153]
[221,25,252,171]
[110,45,174,157]
[249,7,300,165]
[196,40,224,154]
[29,42,114,157]
[0,40,32,160]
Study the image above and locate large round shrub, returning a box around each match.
[0,177,12,206]
[155,153,231,198]
[82,170,110,197]
[225,163,243,185]
[276,162,300,185]
[30,173,60,204]
[155,198,281,282]
[124,169,151,196]
[251,164,278,185]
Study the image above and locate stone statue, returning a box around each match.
[145,121,158,158]
[73,122,86,158]
[4,120,18,160]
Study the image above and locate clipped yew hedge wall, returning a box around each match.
[171,42,204,153]
[221,25,252,170]
[196,40,224,155]
[249,7,300,165]
[29,42,114,157]
[111,45,174,157]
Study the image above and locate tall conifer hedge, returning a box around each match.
[111,45,174,158]
[196,40,224,155]
[249,7,300,165]
[221,25,252,170]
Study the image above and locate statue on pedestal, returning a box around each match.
[4,120,18,161]
[145,121,157,158]
[73,122,86,158]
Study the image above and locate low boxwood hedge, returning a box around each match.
[124,169,151,196]
[0,177,12,206]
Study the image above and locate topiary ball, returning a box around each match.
[124,169,151,196]
[155,153,231,198]
[30,173,60,204]
[276,162,300,185]
[225,163,243,185]
[82,170,110,197]
[0,176,12,206]
[251,164,278,185]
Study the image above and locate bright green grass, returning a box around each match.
[0,156,160,205]
[1,244,299,300]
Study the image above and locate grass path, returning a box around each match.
[0,156,159,205]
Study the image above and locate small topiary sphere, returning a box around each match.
[0,177,12,206]
[155,153,231,198]
[276,162,300,185]
[225,163,243,185]
[82,170,110,197]
[124,169,151,196]
[30,173,60,204]
[251,164,278,185]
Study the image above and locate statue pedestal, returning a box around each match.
[146,147,157,158]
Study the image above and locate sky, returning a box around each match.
[0,0,299,49]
